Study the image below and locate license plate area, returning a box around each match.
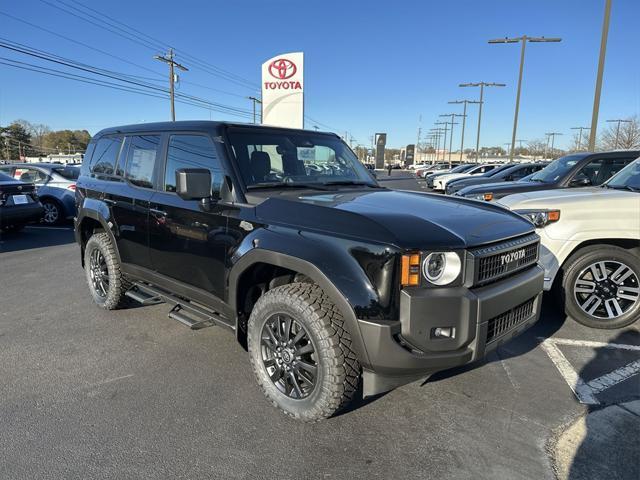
[11,194,29,205]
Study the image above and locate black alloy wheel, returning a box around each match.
[260,313,318,399]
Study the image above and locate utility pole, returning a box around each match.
[517,139,527,154]
[588,0,612,151]
[606,119,631,149]
[154,48,188,121]
[429,128,443,164]
[313,125,319,131]
[459,82,506,163]
[247,96,262,124]
[570,126,590,151]
[546,132,563,159]
[503,143,511,157]
[439,114,462,167]
[448,99,481,161]
[435,122,449,162]
[489,35,562,161]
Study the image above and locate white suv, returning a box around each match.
[499,158,640,328]
[432,164,500,191]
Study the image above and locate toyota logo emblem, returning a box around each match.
[268,58,297,79]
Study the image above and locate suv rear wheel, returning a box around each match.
[247,283,360,422]
[561,245,640,329]
[84,232,131,310]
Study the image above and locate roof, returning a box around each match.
[94,120,337,138]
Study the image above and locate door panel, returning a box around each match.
[148,192,228,297]
[148,134,229,299]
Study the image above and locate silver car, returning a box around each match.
[0,163,79,224]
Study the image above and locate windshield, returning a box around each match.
[227,128,377,188]
[605,158,640,190]
[448,164,474,173]
[530,154,587,183]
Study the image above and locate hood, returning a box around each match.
[254,189,535,250]
[498,186,635,209]
[461,180,555,195]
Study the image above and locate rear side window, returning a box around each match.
[164,135,222,193]
[53,167,80,180]
[91,136,123,175]
[123,135,161,189]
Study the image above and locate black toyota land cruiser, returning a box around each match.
[75,121,544,421]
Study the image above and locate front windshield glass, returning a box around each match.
[605,158,640,190]
[485,164,513,177]
[227,128,377,188]
[529,154,587,183]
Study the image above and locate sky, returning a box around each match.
[0,0,639,150]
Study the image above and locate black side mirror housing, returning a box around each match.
[176,168,212,200]
[570,177,591,187]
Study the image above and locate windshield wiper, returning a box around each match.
[247,182,331,191]
[322,180,382,188]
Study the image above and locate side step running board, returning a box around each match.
[126,282,233,331]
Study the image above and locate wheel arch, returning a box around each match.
[229,249,371,368]
[553,237,640,290]
[77,212,120,267]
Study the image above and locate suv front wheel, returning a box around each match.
[247,283,360,422]
[561,245,640,329]
[84,232,131,310]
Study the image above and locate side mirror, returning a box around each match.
[176,168,211,200]
[570,177,591,187]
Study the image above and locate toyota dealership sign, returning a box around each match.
[261,52,304,128]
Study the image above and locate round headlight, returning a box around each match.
[422,252,462,285]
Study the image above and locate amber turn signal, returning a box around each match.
[401,253,421,287]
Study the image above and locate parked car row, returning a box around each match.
[0,162,79,225]
[416,151,640,330]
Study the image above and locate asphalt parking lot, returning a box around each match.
[1,173,638,480]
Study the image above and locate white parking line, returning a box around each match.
[539,337,640,405]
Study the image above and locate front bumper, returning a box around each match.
[358,265,543,394]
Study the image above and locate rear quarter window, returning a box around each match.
[90,136,123,176]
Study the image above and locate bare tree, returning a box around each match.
[599,116,640,150]
[527,139,546,159]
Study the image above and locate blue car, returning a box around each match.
[0,163,79,224]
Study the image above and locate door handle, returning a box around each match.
[103,198,116,206]
[150,208,167,216]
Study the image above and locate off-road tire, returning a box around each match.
[247,283,360,422]
[560,245,640,329]
[84,232,131,310]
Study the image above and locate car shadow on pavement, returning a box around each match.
[560,329,640,480]
[0,226,75,253]
[424,292,566,384]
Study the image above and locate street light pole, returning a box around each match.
[439,114,462,167]
[435,122,449,162]
[459,82,506,163]
[489,36,562,161]
[448,99,481,162]
[570,126,590,151]
[606,119,631,149]
[154,48,189,121]
[546,132,563,159]
[588,0,613,151]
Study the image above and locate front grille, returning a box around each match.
[486,297,536,344]
[471,234,539,286]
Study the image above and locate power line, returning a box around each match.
[0,10,165,81]
[0,57,253,119]
[0,38,254,117]
[38,0,259,91]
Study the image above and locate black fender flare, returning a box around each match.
[76,208,121,266]
[228,249,372,369]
